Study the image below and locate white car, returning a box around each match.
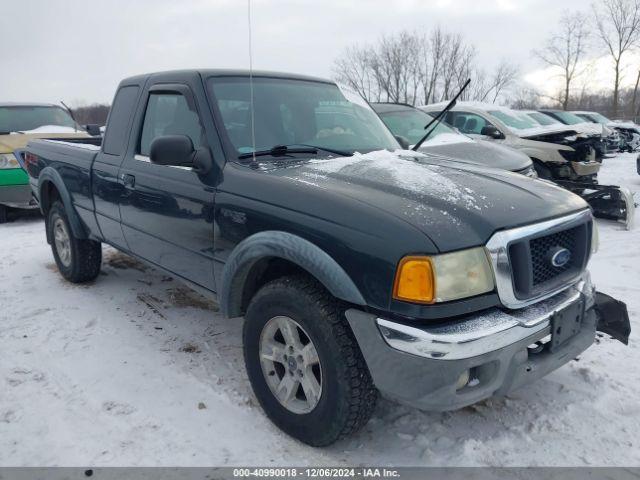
[522,110,611,137]
[574,110,640,151]
[419,102,601,180]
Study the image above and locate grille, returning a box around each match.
[507,220,589,300]
[529,226,579,286]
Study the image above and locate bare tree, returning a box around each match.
[471,61,520,103]
[593,0,640,117]
[333,45,380,101]
[630,69,640,117]
[332,27,517,107]
[509,86,543,110]
[71,104,110,125]
[370,32,422,104]
[534,11,590,110]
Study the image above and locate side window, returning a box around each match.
[454,112,490,135]
[103,85,140,156]
[139,92,204,157]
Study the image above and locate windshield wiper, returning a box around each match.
[61,101,78,132]
[413,78,471,151]
[238,144,351,160]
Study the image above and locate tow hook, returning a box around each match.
[595,292,631,345]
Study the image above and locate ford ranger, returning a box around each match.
[21,70,630,447]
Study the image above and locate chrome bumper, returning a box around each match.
[377,272,594,361]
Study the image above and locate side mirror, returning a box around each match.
[395,135,411,150]
[149,135,213,174]
[85,124,102,136]
[150,135,196,167]
[481,125,504,139]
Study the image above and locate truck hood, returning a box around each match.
[419,138,532,172]
[0,131,89,153]
[270,150,588,252]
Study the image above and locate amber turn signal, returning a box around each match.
[393,256,435,304]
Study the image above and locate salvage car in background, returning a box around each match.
[372,102,537,177]
[420,102,634,228]
[0,103,90,223]
[573,110,640,152]
[521,109,613,158]
[21,69,631,446]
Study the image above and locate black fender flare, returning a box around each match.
[220,231,366,318]
[38,167,88,241]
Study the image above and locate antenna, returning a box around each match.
[247,0,257,166]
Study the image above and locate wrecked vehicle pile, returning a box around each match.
[420,101,635,228]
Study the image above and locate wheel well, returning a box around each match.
[240,257,312,314]
[40,180,61,216]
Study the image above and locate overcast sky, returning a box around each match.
[1,0,593,106]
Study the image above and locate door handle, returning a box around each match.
[120,173,135,188]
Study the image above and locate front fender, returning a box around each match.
[220,231,366,318]
[38,167,88,241]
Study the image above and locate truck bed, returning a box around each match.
[23,137,104,235]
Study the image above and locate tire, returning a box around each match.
[0,205,8,224]
[47,201,102,283]
[243,275,378,446]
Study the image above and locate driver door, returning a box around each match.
[118,84,216,290]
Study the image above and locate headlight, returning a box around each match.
[393,247,495,304]
[591,221,599,256]
[0,153,20,169]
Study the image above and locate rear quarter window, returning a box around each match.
[103,85,141,156]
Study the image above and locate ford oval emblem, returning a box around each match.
[551,248,571,268]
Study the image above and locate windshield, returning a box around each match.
[208,77,399,159]
[377,108,457,145]
[526,111,560,126]
[581,112,610,124]
[0,106,77,133]
[549,111,586,125]
[488,109,539,130]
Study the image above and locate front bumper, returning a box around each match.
[0,184,38,209]
[346,274,629,411]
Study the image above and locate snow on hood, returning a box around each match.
[0,130,90,153]
[417,132,474,147]
[274,148,587,251]
[513,124,579,138]
[609,120,640,131]
[308,149,480,211]
[11,125,80,134]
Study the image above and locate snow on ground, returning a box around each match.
[1,154,639,467]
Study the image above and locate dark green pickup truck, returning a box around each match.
[21,70,631,446]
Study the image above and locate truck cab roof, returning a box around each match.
[121,69,334,85]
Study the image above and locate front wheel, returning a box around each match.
[243,275,378,446]
[47,201,102,283]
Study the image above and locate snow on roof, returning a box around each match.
[0,102,59,108]
[422,101,512,112]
